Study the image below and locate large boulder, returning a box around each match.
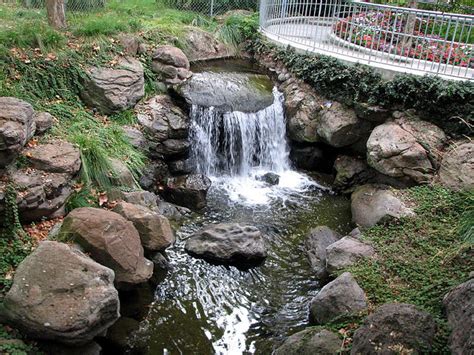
[0,97,36,167]
[304,226,341,280]
[317,102,370,148]
[309,272,367,325]
[81,57,145,114]
[438,142,474,191]
[367,117,446,183]
[113,201,175,251]
[151,45,192,85]
[136,95,190,159]
[176,72,274,113]
[281,79,323,143]
[0,241,119,345]
[183,27,233,62]
[351,184,414,228]
[351,303,436,354]
[326,236,375,274]
[274,328,341,355]
[185,223,267,266]
[443,279,474,354]
[59,207,153,288]
[161,174,211,210]
[24,140,81,174]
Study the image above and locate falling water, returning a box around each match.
[190,87,316,205]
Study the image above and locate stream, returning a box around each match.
[115,60,353,354]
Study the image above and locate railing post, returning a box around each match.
[210,0,214,17]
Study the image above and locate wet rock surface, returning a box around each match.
[185,223,267,266]
[309,272,367,325]
[177,72,274,113]
[333,155,374,192]
[161,174,211,210]
[351,303,436,354]
[59,207,153,288]
[0,241,119,345]
[351,184,414,228]
[443,278,474,355]
[304,226,341,280]
[367,117,446,183]
[0,97,36,167]
[274,328,341,355]
[81,57,144,114]
[113,201,175,251]
[438,141,474,191]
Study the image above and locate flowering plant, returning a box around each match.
[334,10,474,68]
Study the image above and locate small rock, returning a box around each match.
[443,279,474,355]
[156,199,191,221]
[257,172,280,185]
[113,201,175,251]
[34,112,54,134]
[168,157,194,175]
[122,126,148,152]
[117,34,140,55]
[438,142,474,191]
[351,303,436,354]
[59,208,153,288]
[274,328,341,355]
[0,241,119,345]
[326,236,375,274]
[351,184,414,228]
[309,272,367,325]
[161,174,211,210]
[109,158,137,189]
[185,223,267,266]
[304,226,341,280]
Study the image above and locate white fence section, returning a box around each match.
[259,0,474,80]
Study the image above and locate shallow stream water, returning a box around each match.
[118,60,353,354]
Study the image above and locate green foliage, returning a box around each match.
[345,185,473,353]
[0,185,33,294]
[217,13,259,48]
[1,184,24,241]
[0,20,65,54]
[72,13,143,36]
[0,325,42,355]
[249,39,474,137]
[66,187,99,212]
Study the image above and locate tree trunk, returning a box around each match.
[46,0,66,29]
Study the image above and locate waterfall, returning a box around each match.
[190,88,290,178]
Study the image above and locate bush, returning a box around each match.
[249,39,474,137]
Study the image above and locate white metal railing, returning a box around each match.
[259,0,474,80]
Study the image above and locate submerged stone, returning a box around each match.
[185,223,267,266]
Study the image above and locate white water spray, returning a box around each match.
[190,87,316,205]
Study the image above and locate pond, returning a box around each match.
[107,59,353,354]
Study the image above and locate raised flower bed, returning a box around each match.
[334,10,474,68]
